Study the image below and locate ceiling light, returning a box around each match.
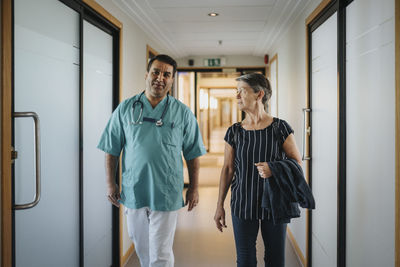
[208,12,219,17]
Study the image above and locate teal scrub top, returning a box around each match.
[97,93,206,211]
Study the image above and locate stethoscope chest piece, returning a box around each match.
[156,120,163,127]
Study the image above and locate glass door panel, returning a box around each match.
[83,20,113,267]
[311,12,338,267]
[14,0,80,266]
[346,1,395,266]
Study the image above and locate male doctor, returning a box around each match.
[98,54,206,267]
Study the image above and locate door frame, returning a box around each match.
[146,44,158,64]
[1,0,123,266]
[395,0,400,266]
[305,2,334,266]
[267,54,278,116]
[305,0,348,266]
[1,2,13,267]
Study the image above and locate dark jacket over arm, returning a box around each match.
[261,158,315,224]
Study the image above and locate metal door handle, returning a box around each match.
[302,108,311,161]
[13,112,41,210]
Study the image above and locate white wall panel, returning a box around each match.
[346,0,395,266]
[311,13,337,267]
[83,20,113,267]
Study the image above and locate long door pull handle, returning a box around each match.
[302,108,311,161]
[13,112,41,210]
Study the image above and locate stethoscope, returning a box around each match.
[131,91,170,127]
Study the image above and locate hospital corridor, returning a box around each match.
[1,0,399,267]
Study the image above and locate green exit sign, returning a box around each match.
[204,58,221,67]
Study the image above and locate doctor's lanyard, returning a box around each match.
[131,91,170,127]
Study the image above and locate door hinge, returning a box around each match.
[11,146,18,163]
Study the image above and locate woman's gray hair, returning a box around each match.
[236,73,272,104]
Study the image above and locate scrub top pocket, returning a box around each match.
[160,124,180,148]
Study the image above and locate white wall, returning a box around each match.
[177,55,265,68]
[269,0,322,260]
[94,0,171,257]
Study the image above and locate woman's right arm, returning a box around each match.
[214,142,235,232]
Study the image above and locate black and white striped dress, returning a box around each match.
[224,117,294,220]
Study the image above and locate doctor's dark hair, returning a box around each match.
[147,54,177,77]
[236,73,272,104]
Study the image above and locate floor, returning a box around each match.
[125,186,303,267]
[208,127,226,153]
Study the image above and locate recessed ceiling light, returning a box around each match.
[208,12,219,17]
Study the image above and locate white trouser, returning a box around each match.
[125,207,179,267]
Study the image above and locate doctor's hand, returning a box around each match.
[107,183,121,207]
[185,187,199,211]
[255,162,272,179]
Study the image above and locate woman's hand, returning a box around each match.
[255,162,272,178]
[214,206,227,232]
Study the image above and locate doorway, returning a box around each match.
[196,72,242,154]
[177,68,264,185]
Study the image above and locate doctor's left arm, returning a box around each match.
[105,153,121,207]
[185,157,200,211]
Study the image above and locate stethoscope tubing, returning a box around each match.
[131,91,169,127]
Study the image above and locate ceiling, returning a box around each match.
[111,0,312,59]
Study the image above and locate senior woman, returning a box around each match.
[214,73,303,267]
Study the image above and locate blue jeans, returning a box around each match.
[231,214,287,267]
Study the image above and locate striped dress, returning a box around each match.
[224,117,294,220]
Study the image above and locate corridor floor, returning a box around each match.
[125,186,303,267]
